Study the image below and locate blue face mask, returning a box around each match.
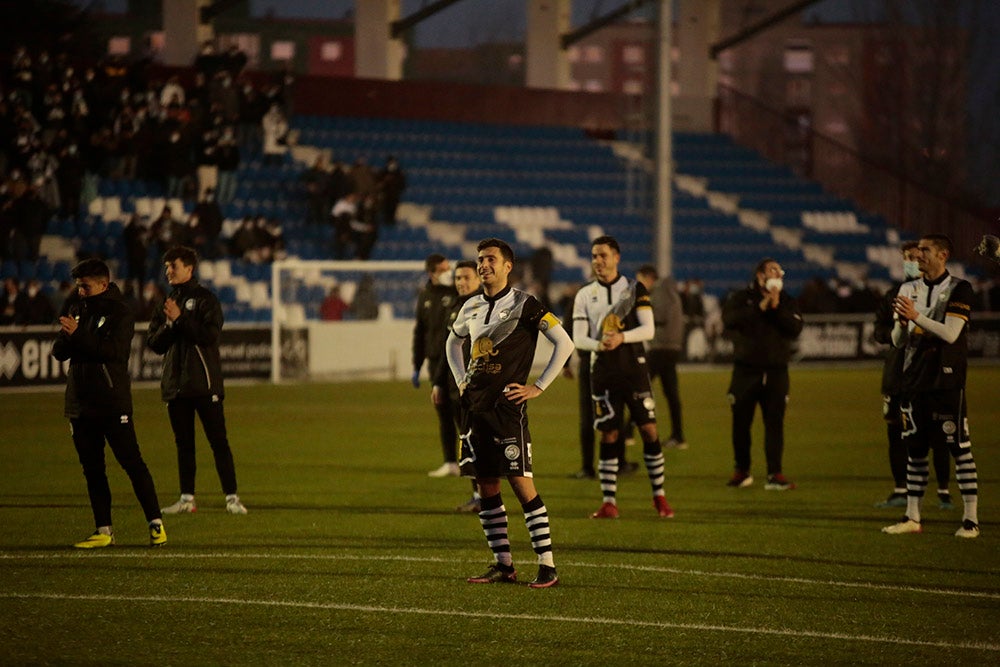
[903,260,921,280]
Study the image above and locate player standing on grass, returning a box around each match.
[52,258,167,548]
[431,259,484,512]
[573,236,674,519]
[446,238,574,588]
[147,246,248,516]
[882,234,980,538]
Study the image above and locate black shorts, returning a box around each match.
[463,397,533,478]
[591,369,656,433]
[900,390,970,452]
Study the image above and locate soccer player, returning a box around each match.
[883,234,980,538]
[872,241,952,509]
[635,264,688,450]
[721,258,803,490]
[431,259,483,512]
[446,238,574,588]
[573,236,674,519]
[412,252,460,477]
[52,258,166,548]
[147,246,248,515]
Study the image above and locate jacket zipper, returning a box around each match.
[194,345,211,387]
[101,364,114,388]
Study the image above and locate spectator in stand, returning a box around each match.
[229,215,260,261]
[50,279,74,316]
[238,81,266,147]
[261,103,288,166]
[350,157,377,200]
[150,205,180,257]
[350,274,380,320]
[302,155,332,225]
[328,160,352,203]
[223,45,248,79]
[56,141,84,219]
[194,41,224,79]
[163,129,192,199]
[124,212,149,293]
[1,277,27,325]
[194,128,218,200]
[136,280,166,322]
[352,193,378,260]
[14,181,50,260]
[330,191,359,260]
[320,284,350,321]
[159,76,185,109]
[192,188,224,258]
[214,126,239,204]
[377,155,406,226]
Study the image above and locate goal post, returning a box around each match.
[270,259,427,383]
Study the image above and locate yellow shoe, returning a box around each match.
[74,531,114,549]
[149,522,167,547]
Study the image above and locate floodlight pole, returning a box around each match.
[655,0,673,276]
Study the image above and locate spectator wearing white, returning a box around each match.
[261,103,288,166]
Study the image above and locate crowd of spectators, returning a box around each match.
[301,153,407,261]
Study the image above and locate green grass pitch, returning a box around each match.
[1,365,998,665]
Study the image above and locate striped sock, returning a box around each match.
[643,439,665,498]
[905,456,929,523]
[955,449,979,524]
[522,495,554,567]
[477,494,511,567]
[598,438,620,504]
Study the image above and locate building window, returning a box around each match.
[321,41,343,62]
[271,40,295,61]
[567,46,581,63]
[622,79,644,95]
[622,45,644,65]
[108,36,131,55]
[584,45,603,64]
[584,79,604,92]
[784,42,814,73]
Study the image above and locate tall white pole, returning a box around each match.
[655,0,673,275]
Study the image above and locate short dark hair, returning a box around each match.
[455,259,477,272]
[921,234,953,256]
[163,246,199,270]
[424,253,447,272]
[591,235,620,254]
[71,258,110,281]
[754,257,778,277]
[477,238,514,264]
[637,264,658,279]
[901,240,919,252]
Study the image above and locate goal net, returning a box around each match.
[270,259,427,382]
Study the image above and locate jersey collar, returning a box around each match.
[922,270,950,287]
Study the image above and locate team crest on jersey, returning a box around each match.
[942,420,956,435]
[471,337,498,360]
[97,316,106,328]
[185,299,196,311]
[601,313,623,334]
[504,444,520,460]
[497,308,510,320]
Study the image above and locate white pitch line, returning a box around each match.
[2,591,998,653]
[3,550,998,602]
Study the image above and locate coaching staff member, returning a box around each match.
[53,258,166,548]
[147,246,247,515]
[721,258,803,490]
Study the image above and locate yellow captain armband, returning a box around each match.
[539,312,560,331]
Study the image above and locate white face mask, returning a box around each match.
[437,270,453,287]
[764,277,783,292]
[903,260,921,280]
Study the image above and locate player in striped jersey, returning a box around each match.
[446,238,575,587]
[572,236,674,519]
[882,234,980,538]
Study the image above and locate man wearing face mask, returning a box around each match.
[721,258,803,490]
[872,241,952,509]
[412,253,460,477]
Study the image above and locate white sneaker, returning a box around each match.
[226,495,248,515]
[428,462,460,478]
[162,496,197,514]
[881,517,922,534]
[665,438,689,450]
[955,520,980,539]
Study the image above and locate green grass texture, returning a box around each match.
[1,366,998,665]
